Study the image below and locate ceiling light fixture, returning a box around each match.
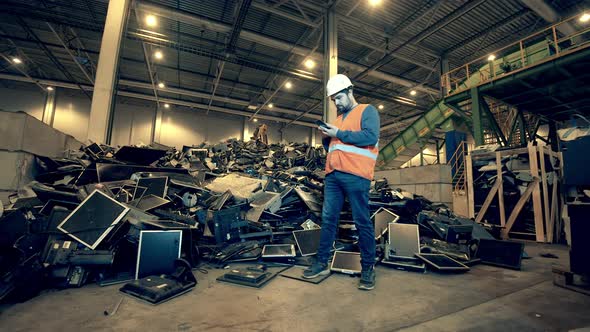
[12,57,22,64]
[378,104,384,110]
[46,86,54,91]
[304,59,316,69]
[158,82,165,88]
[580,13,590,23]
[154,50,163,60]
[410,90,417,96]
[145,15,157,27]
[164,103,170,108]
[253,118,258,122]
[487,54,496,61]
[268,103,274,108]
[285,81,293,89]
[368,0,382,6]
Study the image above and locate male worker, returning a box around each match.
[302,74,380,290]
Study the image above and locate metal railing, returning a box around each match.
[449,141,468,193]
[441,13,590,97]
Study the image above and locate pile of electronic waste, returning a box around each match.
[0,140,527,304]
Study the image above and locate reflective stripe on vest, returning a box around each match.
[325,104,379,180]
[329,144,378,160]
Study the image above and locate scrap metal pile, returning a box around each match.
[0,139,522,303]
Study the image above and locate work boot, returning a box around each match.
[358,265,375,290]
[302,261,330,279]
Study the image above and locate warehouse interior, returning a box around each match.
[1,0,590,331]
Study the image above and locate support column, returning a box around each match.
[435,140,441,164]
[151,106,163,143]
[310,127,316,146]
[87,0,130,144]
[471,88,484,146]
[518,111,527,145]
[322,6,337,124]
[242,118,250,141]
[42,88,56,127]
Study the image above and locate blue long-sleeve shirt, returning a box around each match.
[322,104,380,151]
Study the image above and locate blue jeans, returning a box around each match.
[317,171,375,268]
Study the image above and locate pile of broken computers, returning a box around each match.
[0,140,526,305]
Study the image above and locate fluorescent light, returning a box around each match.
[46,86,54,91]
[12,57,22,64]
[304,59,315,69]
[368,0,382,6]
[164,103,170,108]
[158,82,165,88]
[247,105,257,110]
[154,50,163,60]
[145,15,157,27]
[410,90,417,96]
[253,118,258,122]
[580,13,590,23]
[487,54,496,61]
[268,103,274,109]
[378,104,384,110]
[285,81,292,89]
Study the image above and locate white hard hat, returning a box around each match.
[326,74,353,97]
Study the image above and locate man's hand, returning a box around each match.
[319,123,339,138]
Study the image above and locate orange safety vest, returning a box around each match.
[325,104,379,180]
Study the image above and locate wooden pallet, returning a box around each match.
[553,266,590,296]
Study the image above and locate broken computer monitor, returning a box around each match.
[135,230,182,279]
[293,228,322,256]
[137,176,168,198]
[387,223,420,259]
[121,258,196,305]
[415,253,469,272]
[445,224,473,244]
[129,194,171,212]
[262,244,296,258]
[371,207,399,240]
[330,251,362,275]
[113,146,167,166]
[380,258,426,273]
[475,239,524,270]
[57,190,129,250]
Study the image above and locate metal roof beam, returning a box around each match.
[442,9,531,55]
[298,0,442,59]
[520,0,577,36]
[132,2,161,112]
[15,17,92,99]
[251,1,319,27]
[412,0,488,44]
[46,22,94,84]
[342,36,437,72]
[207,0,252,114]
[0,32,326,103]
[136,0,439,95]
[0,72,318,127]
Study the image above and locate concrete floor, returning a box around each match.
[1,242,590,332]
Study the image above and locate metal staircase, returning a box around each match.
[377,18,580,168]
[377,40,551,168]
[449,141,468,194]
